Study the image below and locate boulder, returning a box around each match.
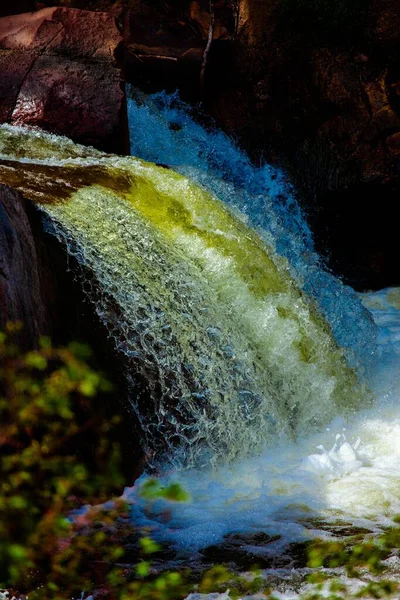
[0,184,50,347]
[0,7,125,152]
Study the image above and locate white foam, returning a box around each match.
[125,288,400,552]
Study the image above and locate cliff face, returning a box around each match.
[227,0,400,189]
[207,0,400,288]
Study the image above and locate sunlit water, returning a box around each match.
[125,288,400,555]
[123,91,400,556]
[0,124,367,470]
[127,88,377,375]
[1,95,399,586]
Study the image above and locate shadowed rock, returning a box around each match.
[0,184,50,347]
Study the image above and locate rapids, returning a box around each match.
[1,104,398,581]
[125,94,400,558]
[126,288,400,556]
[127,89,377,375]
[0,123,368,470]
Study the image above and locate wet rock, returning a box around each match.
[0,184,50,347]
[201,532,293,570]
[0,7,125,152]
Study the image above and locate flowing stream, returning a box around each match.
[122,93,400,562]
[0,122,367,470]
[1,96,399,583]
[127,286,400,557]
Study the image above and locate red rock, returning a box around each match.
[0,7,122,57]
[0,50,35,122]
[0,184,49,347]
[0,7,125,153]
[0,8,61,51]
[12,55,124,150]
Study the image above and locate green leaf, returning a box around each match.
[8,545,28,561]
[163,483,190,502]
[8,495,27,509]
[140,537,161,555]
[136,560,150,577]
[25,351,47,370]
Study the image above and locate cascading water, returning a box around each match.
[2,109,399,586]
[124,290,400,566]
[127,93,400,564]
[0,123,367,471]
[127,89,377,376]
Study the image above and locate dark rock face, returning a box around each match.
[123,0,231,101]
[372,0,400,44]
[0,1,35,18]
[0,7,125,153]
[215,0,400,188]
[0,184,50,347]
[202,0,400,290]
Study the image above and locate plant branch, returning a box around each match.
[200,0,215,98]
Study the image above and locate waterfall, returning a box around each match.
[127,89,377,375]
[126,287,400,555]
[0,123,370,469]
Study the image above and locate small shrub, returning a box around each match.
[0,325,195,599]
[0,324,126,597]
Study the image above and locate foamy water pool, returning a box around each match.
[124,288,400,555]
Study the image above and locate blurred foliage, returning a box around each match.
[0,322,128,596]
[139,478,190,503]
[0,324,195,600]
[198,564,269,599]
[302,522,400,599]
[4,322,400,599]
